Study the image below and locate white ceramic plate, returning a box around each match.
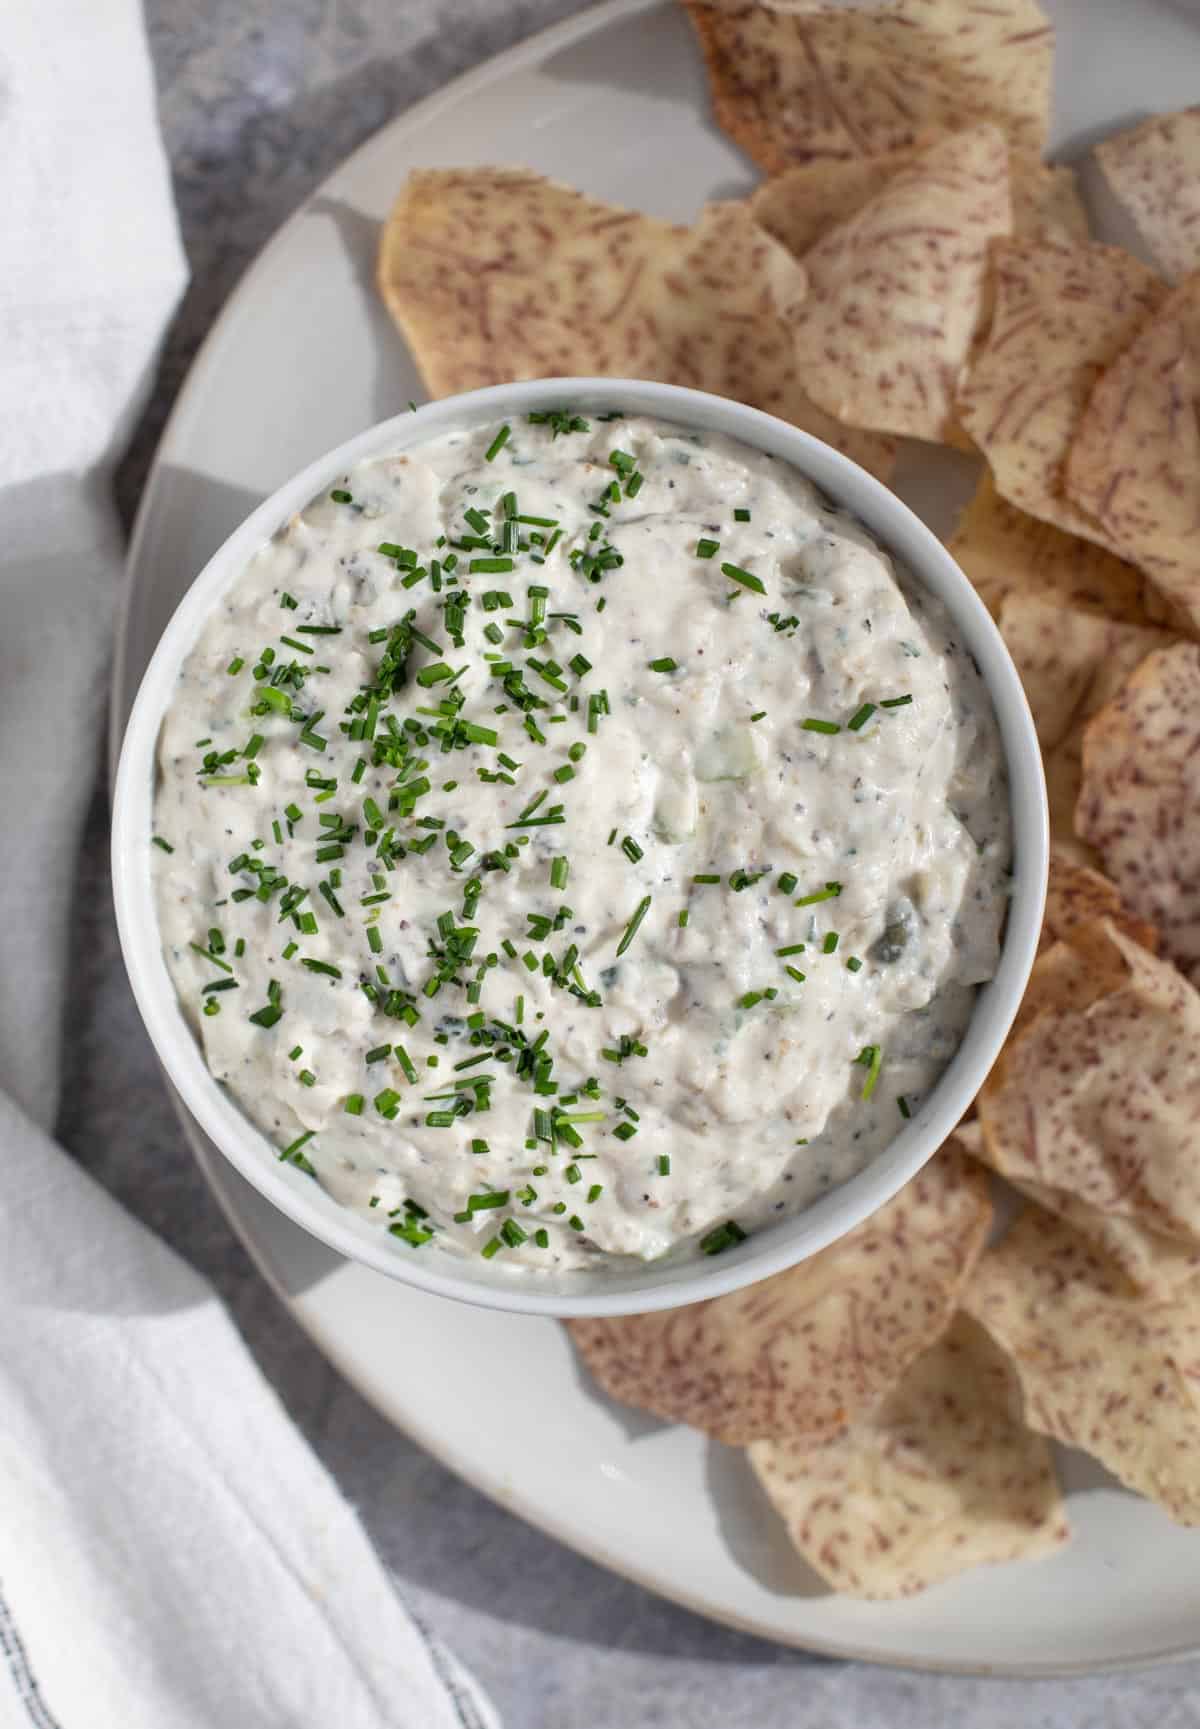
[113,0,1200,1674]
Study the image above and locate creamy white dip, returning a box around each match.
[153,411,1010,1272]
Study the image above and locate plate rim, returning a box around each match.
[112,0,1200,1678]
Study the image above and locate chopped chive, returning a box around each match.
[621,835,643,864]
[848,702,876,731]
[678,909,689,928]
[151,836,174,853]
[720,562,765,595]
[855,1044,884,1100]
[784,965,806,984]
[898,1095,911,1119]
[648,657,677,673]
[616,895,652,957]
[657,1155,671,1176]
[734,507,751,522]
[695,538,719,559]
[692,873,720,885]
[846,956,863,973]
[822,932,840,954]
[775,942,805,957]
[802,717,841,735]
[468,1190,509,1212]
[484,424,511,462]
[344,1094,364,1115]
[550,856,570,891]
[700,1220,746,1255]
[279,1130,315,1168]
[881,694,913,708]
[795,882,842,908]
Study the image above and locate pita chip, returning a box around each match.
[1077,642,1200,982]
[963,1207,1200,1524]
[1064,274,1200,631]
[948,471,1149,622]
[748,1314,1068,1598]
[1039,846,1158,956]
[682,0,1053,173]
[781,125,1012,442]
[1096,107,1200,283]
[978,919,1200,1251]
[567,1145,990,1445]
[377,168,894,479]
[754,146,1086,260]
[956,239,1167,544]
[997,594,1173,856]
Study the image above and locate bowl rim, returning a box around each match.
[112,376,1048,1318]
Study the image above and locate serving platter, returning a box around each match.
[113,0,1200,1673]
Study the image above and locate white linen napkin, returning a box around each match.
[0,7,498,1727]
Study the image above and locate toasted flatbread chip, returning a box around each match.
[998,594,1173,857]
[748,1313,1068,1598]
[1077,642,1200,982]
[1013,1187,1200,1296]
[1040,846,1158,955]
[752,148,1085,261]
[948,471,1148,622]
[956,240,1166,544]
[377,169,894,480]
[1064,275,1200,631]
[979,920,1200,1249]
[681,0,1053,173]
[1095,108,1200,283]
[783,125,1012,442]
[1011,156,1090,247]
[567,1146,991,1445]
[962,1208,1200,1524]
[955,1111,1196,1290]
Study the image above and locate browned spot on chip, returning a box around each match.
[949,471,1148,623]
[748,1313,1068,1598]
[681,0,1053,173]
[377,168,894,480]
[1096,108,1200,284]
[956,240,1167,545]
[566,1145,990,1445]
[1077,642,1200,982]
[979,920,1200,1251]
[1040,846,1158,956]
[1064,275,1200,631]
[963,1207,1200,1524]
[998,594,1174,859]
[783,125,1013,442]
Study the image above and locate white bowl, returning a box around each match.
[113,378,1048,1317]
